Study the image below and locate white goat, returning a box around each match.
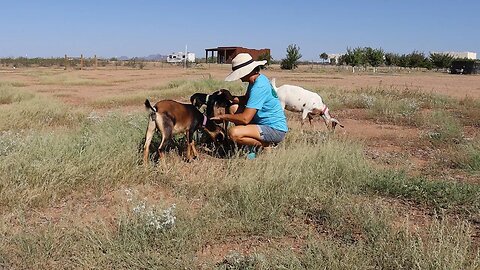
[271,78,344,130]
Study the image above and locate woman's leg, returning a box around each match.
[228,125,269,147]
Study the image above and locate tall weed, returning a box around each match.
[0,83,34,104]
[422,109,463,144]
[0,113,158,209]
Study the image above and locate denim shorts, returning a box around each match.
[257,125,287,143]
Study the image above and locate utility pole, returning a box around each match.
[184,44,187,69]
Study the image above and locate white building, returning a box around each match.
[167,52,196,63]
[431,51,476,59]
[326,53,343,64]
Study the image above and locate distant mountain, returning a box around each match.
[142,54,168,61]
[115,54,168,61]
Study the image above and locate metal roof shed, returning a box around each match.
[205,46,270,64]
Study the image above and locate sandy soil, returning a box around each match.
[1,65,478,262]
[2,64,479,104]
[1,64,478,178]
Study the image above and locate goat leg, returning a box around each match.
[307,112,314,126]
[191,141,198,159]
[157,116,173,161]
[301,110,310,127]
[186,130,199,162]
[143,118,157,164]
[186,130,192,162]
[188,128,199,160]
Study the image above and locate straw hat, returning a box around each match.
[225,53,267,81]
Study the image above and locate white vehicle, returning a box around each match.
[167,52,195,63]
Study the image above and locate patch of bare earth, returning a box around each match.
[1,66,478,262]
[4,183,178,236]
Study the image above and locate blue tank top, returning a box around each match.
[246,74,288,132]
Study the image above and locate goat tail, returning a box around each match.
[271,78,278,92]
[144,99,157,112]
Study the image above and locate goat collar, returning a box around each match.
[322,106,329,115]
[202,114,208,127]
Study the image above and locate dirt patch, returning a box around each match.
[4,183,177,234]
[3,66,479,105]
[197,234,306,267]
[1,65,478,262]
[264,67,480,99]
[2,65,477,193]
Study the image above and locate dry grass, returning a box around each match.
[0,71,479,269]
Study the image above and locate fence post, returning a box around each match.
[80,54,84,70]
[64,54,68,70]
[94,55,97,69]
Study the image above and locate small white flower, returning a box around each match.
[132,201,146,214]
[360,93,375,108]
[124,188,134,202]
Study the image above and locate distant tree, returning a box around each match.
[337,54,347,65]
[281,44,302,70]
[429,53,454,71]
[320,52,329,64]
[407,50,428,68]
[341,49,354,71]
[257,52,273,66]
[343,47,366,73]
[384,53,400,66]
[398,54,409,68]
[365,47,384,72]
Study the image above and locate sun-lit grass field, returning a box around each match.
[0,68,479,269]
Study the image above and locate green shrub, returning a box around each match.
[280,44,302,70]
[366,171,480,214]
[423,110,463,144]
[446,139,480,172]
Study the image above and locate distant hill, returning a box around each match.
[116,54,168,61]
[143,54,168,61]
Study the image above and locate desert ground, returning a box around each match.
[3,64,479,102]
[2,64,478,175]
[0,64,479,268]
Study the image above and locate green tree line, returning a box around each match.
[278,44,463,71]
[1,47,466,71]
[338,47,458,72]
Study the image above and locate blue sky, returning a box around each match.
[1,0,479,60]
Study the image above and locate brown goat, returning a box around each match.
[143,99,225,163]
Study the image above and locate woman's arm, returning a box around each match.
[212,107,256,125]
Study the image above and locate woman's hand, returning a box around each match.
[210,115,223,122]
